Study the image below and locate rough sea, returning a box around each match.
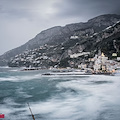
[0,66,120,120]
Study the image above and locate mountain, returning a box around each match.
[0,14,120,66]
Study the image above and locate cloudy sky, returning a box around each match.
[0,0,120,55]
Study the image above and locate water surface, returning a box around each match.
[0,67,120,120]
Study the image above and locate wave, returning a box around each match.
[0,76,19,81]
[0,98,29,120]
[0,71,120,120]
[0,73,42,82]
[0,66,10,68]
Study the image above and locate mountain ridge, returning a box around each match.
[0,14,120,66]
[8,19,120,68]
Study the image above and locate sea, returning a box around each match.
[0,66,120,120]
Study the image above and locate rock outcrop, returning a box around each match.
[0,14,120,66]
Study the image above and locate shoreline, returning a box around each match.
[20,67,115,76]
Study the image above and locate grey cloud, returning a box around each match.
[53,0,120,20]
[0,0,120,55]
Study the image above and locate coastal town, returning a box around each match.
[1,1,120,119]
[8,43,120,75]
[5,16,120,75]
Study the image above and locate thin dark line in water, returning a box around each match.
[27,103,36,120]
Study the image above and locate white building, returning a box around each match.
[94,52,118,72]
[93,53,108,71]
[70,52,90,58]
[70,36,79,39]
[117,57,120,61]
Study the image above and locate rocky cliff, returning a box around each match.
[0,14,120,66]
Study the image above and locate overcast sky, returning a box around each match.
[0,0,120,55]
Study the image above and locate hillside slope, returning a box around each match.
[8,20,120,68]
[0,14,120,66]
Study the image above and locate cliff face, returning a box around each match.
[0,14,120,66]
[8,19,120,68]
[78,20,120,56]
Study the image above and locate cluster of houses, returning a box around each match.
[78,52,120,73]
[93,53,118,73]
[8,39,120,74]
[9,46,55,68]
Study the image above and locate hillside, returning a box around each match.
[0,14,120,66]
[8,18,120,68]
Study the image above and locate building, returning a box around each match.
[70,36,79,39]
[93,52,118,73]
[94,53,108,72]
[70,52,90,58]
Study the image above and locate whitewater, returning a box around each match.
[0,67,120,120]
